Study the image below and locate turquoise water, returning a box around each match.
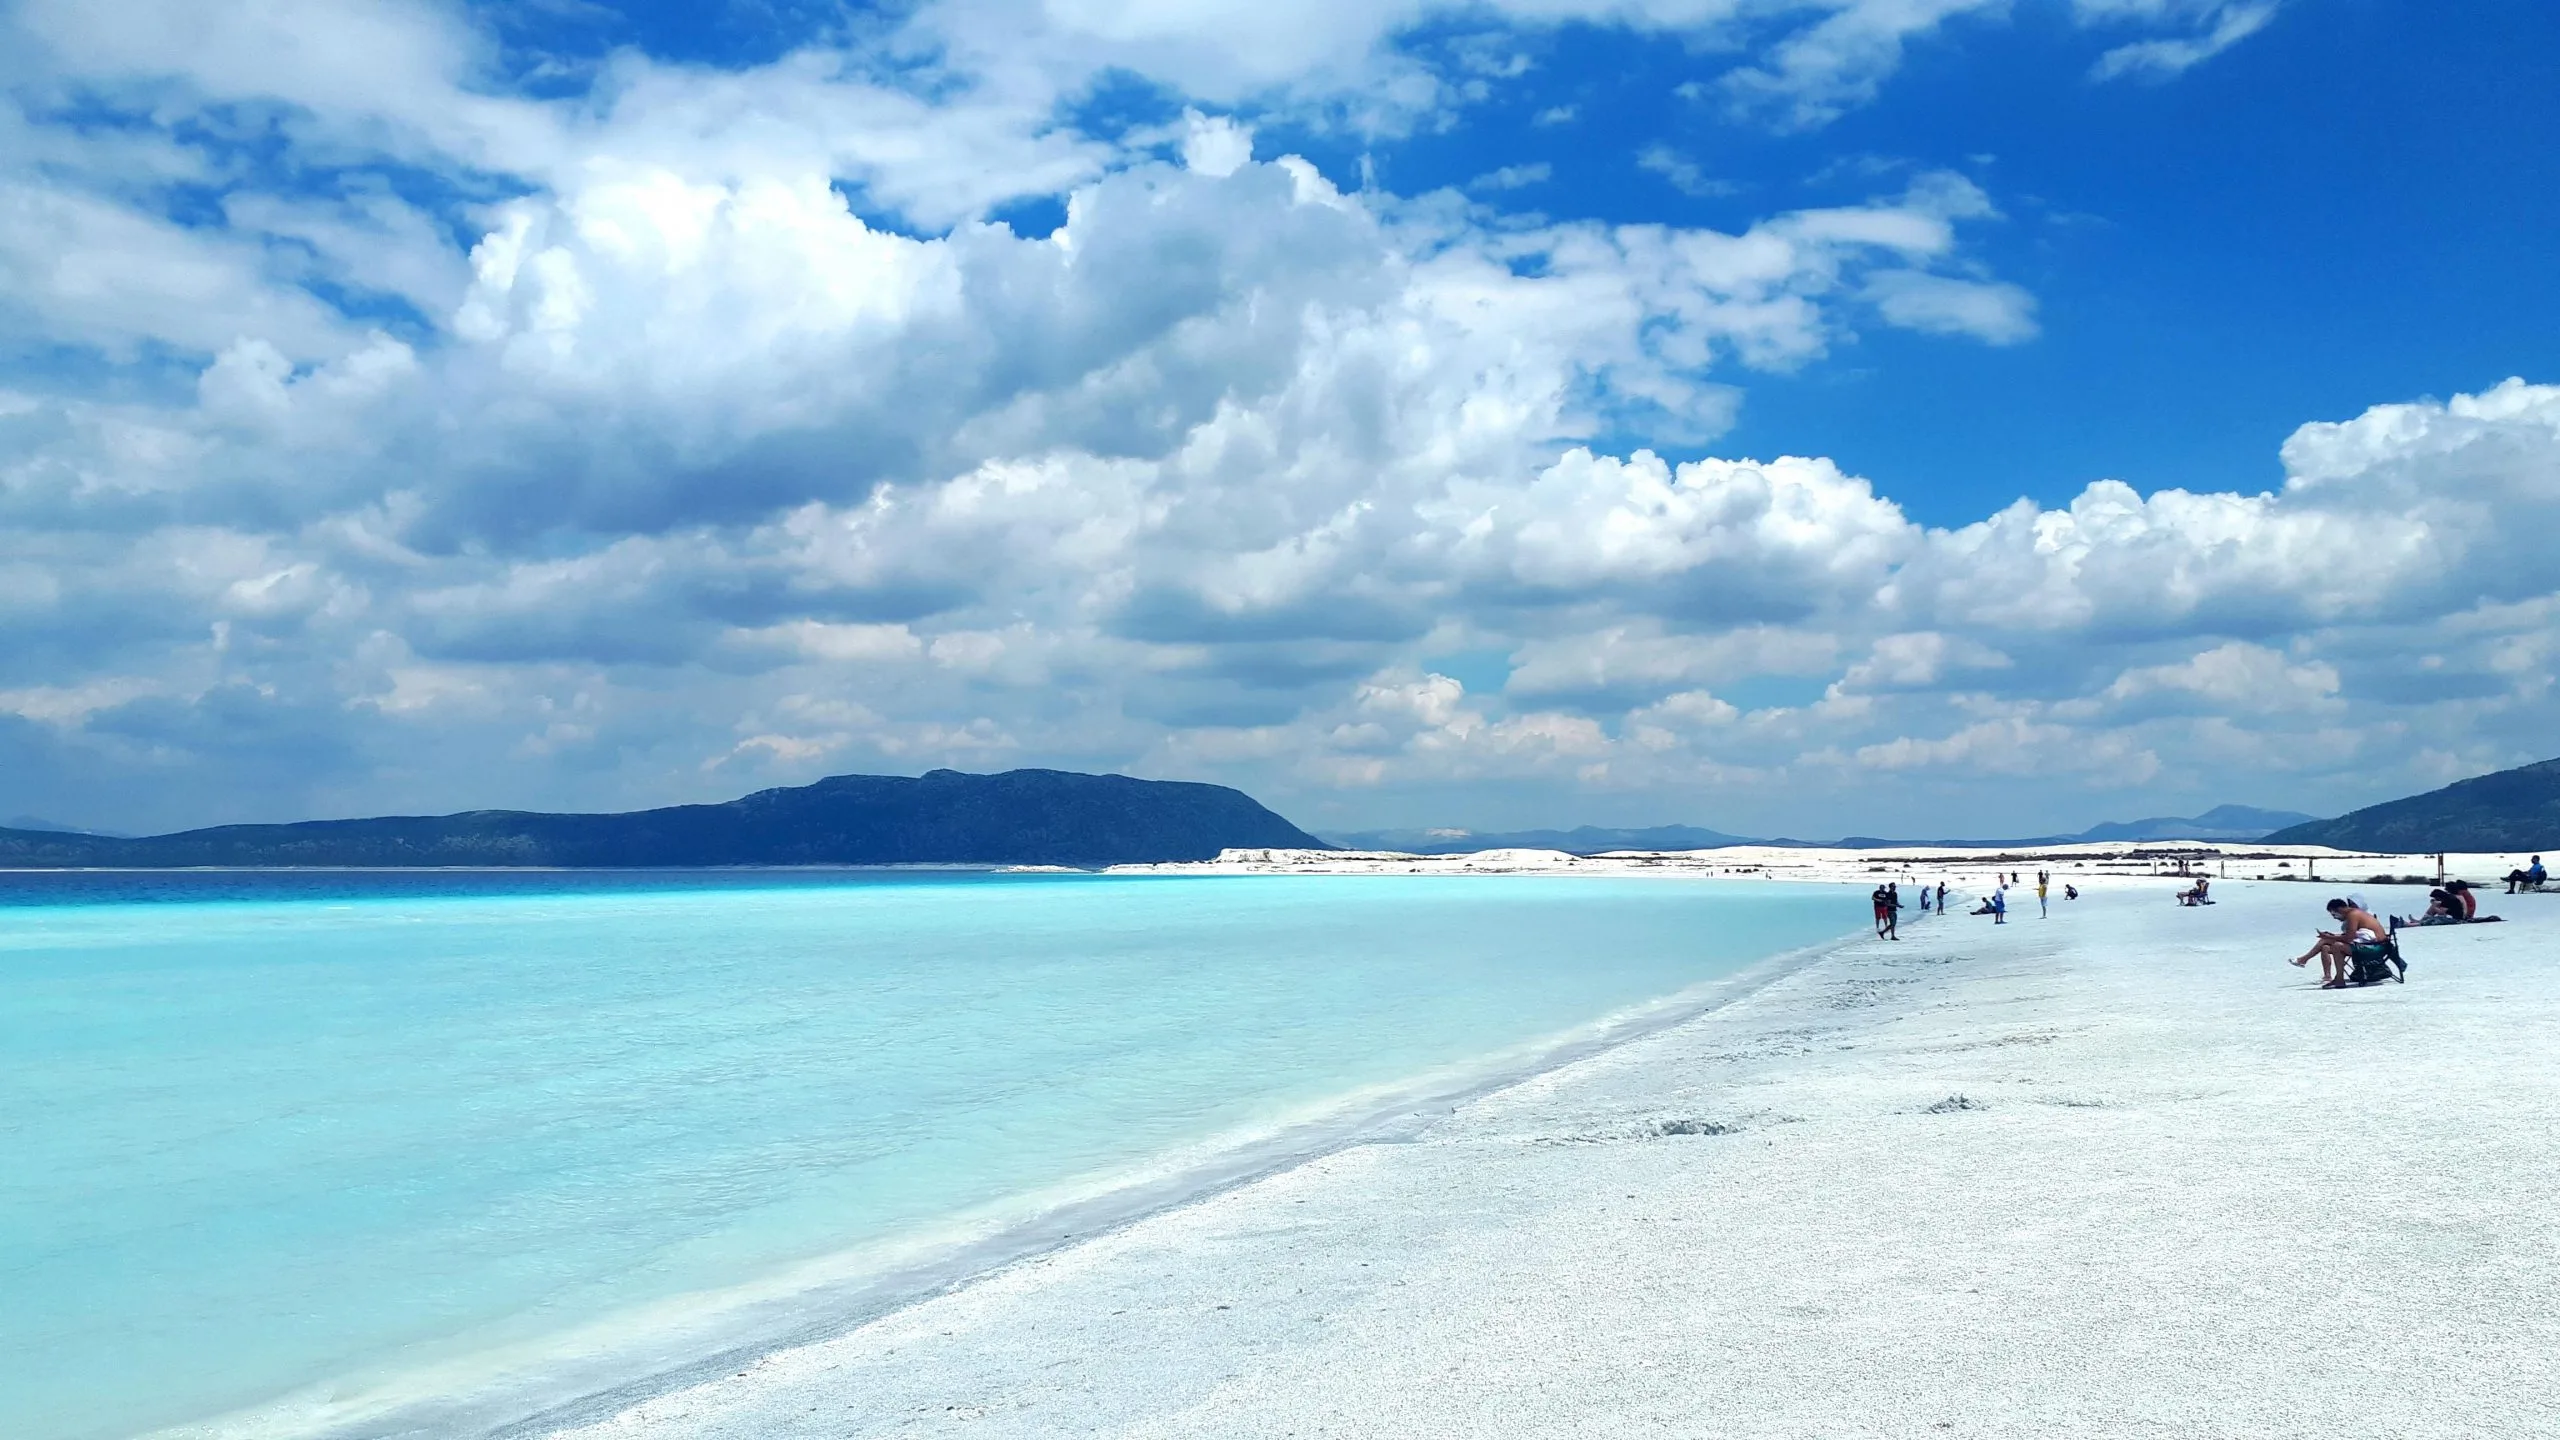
[0,870,1853,1440]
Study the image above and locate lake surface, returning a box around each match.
[0,869,1854,1440]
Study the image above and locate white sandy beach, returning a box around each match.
[545,873,2560,1440]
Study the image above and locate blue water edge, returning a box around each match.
[0,869,1855,1440]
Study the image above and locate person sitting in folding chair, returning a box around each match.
[2288,897,2404,988]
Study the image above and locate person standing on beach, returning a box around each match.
[1992,886,2007,924]
[2036,871,2050,918]
[1937,880,1948,912]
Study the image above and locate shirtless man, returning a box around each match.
[2289,897,2392,988]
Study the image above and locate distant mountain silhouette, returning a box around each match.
[1,815,126,837]
[2065,805,2315,843]
[1323,805,2312,854]
[1319,823,1757,855]
[0,769,1328,869]
[2265,758,2560,852]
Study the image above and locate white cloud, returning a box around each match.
[1635,146,1735,198]
[0,178,361,361]
[1179,110,1256,177]
[1469,162,1553,192]
[1838,632,2012,692]
[0,0,2516,839]
[1718,0,2007,131]
[1862,269,2038,344]
[2099,641,2339,714]
[2083,1,2281,81]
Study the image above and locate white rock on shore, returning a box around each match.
[550,879,2560,1440]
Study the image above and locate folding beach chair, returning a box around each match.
[2342,935,2407,986]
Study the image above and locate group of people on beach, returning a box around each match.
[1872,879,1957,938]
[2290,869,2523,988]
[1956,870,2073,924]
[2392,879,2493,930]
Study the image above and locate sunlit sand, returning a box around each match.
[544,875,2559,1438]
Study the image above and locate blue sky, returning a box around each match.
[3,0,2558,840]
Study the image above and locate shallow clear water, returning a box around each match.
[0,870,1853,1440]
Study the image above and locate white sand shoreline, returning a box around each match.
[447,911,1868,1440]
[200,880,1860,1440]
[542,874,2560,1439]
[1110,838,2541,892]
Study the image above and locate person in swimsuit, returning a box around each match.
[2289,898,2388,988]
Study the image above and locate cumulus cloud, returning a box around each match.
[0,0,2507,839]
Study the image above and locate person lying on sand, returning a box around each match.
[2289,898,2390,988]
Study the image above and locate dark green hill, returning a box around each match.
[0,769,1328,869]
[2264,758,2560,852]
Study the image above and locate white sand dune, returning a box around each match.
[550,879,2560,1439]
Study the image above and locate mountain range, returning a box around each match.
[2266,757,2560,852]
[16,757,2554,869]
[0,769,1326,869]
[1322,805,2317,855]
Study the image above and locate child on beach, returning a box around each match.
[2289,898,2391,988]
